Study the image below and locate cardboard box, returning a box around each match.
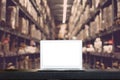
[0,0,6,24]
[7,6,19,30]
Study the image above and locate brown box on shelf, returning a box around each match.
[33,10,37,21]
[84,25,89,38]
[83,29,86,40]
[85,5,90,19]
[44,24,49,34]
[80,32,84,40]
[39,16,44,28]
[36,30,41,40]
[26,1,37,21]
[0,0,6,24]
[103,7,108,29]
[99,9,103,32]
[117,0,120,17]
[108,5,113,27]
[80,14,85,25]
[19,17,29,35]
[90,21,95,37]
[105,5,113,29]
[27,1,32,14]
[95,15,100,34]
[7,6,19,30]
[30,24,36,38]
[30,5,37,21]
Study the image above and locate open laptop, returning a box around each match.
[39,40,83,71]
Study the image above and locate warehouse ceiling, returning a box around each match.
[47,0,74,24]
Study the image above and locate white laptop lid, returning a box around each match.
[40,40,82,70]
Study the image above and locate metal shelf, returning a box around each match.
[11,0,48,37]
[0,26,40,43]
[3,52,39,58]
[71,0,108,36]
[83,25,120,43]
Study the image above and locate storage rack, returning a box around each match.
[69,0,120,70]
[0,0,55,69]
[11,0,48,37]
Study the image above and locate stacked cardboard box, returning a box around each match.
[80,30,84,40]
[84,25,89,39]
[30,24,36,38]
[94,15,100,34]
[43,0,51,20]
[117,0,120,17]
[45,5,51,21]
[103,5,113,30]
[18,0,38,21]
[44,24,49,35]
[103,7,108,30]
[30,24,41,40]
[6,6,19,30]
[90,21,96,37]
[27,0,32,14]
[85,5,90,20]
[19,17,29,35]
[0,0,6,24]
[31,6,37,21]
[80,14,85,26]
[58,24,67,39]
[39,16,44,28]
[99,9,103,32]
[107,5,113,27]
[29,1,37,21]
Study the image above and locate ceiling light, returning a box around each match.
[62,0,68,23]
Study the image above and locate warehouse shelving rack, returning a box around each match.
[0,0,55,69]
[75,0,120,70]
[68,0,120,69]
[11,0,48,37]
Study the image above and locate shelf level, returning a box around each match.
[83,25,120,43]
[0,26,40,43]
[71,0,108,36]
[11,0,48,37]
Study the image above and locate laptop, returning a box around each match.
[39,40,83,71]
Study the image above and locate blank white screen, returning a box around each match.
[40,40,82,70]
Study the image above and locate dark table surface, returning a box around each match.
[0,70,120,79]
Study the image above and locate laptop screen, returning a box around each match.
[40,40,82,70]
